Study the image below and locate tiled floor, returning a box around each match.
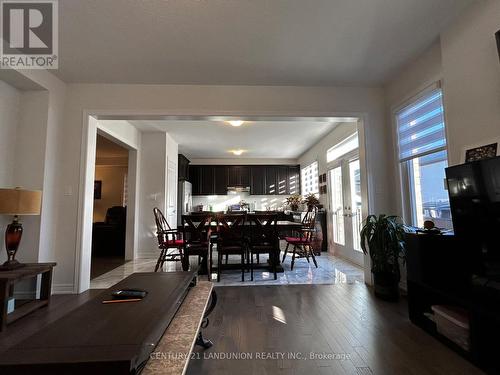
[90,245,364,289]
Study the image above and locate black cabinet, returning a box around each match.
[200,166,214,195]
[250,166,266,195]
[214,166,228,195]
[227,166,250,187]
[178,154,190,181]
[190,164,300,196]
[265,167,277,194]
[189,165,202,195]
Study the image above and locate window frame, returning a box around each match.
[392,81,450,227]
[301,160,319,196]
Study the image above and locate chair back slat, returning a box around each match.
[182,214,213,245]
[153,207,174,245]
[247,213,278,246]
[301,207,317,241]
[216,213,246,245]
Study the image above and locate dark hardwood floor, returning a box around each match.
[0,284,485,375]
[188,284,484,375]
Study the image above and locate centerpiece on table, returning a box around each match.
[286,194,302,212]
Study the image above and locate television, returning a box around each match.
[446,156,500,280]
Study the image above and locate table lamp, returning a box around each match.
[0,188,42,270]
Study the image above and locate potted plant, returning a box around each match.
[286,194,302,211]
[302,193,320,211]
[360,214,407,301]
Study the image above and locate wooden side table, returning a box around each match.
[0,263,56,331]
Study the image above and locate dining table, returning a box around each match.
[181,218,303,276]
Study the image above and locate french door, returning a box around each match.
[328,155,363,265]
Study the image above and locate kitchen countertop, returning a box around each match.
[142,280,214,375]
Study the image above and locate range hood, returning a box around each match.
[227,186,250,193]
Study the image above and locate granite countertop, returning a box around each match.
[142,280,213,375]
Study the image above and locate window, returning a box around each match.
[301,161,319,195]
[327,132,359,162]
[396,85,452,230]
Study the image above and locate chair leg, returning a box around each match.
[154,249,165,272]
[257,253,260,264]
[250,251,254,281]
[309,245,318,268]
[273,251,277,280]
[282,243,289,263]
[241,252,245,282]
[225,254,229,265]
[217,250,222,282]
[305,248,310,263]
[291,246,297,271]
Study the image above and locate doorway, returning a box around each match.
[327,132,364,266]
[90,135,129,279]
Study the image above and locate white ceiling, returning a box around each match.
[127,119,356,159]
[56,0,472,85]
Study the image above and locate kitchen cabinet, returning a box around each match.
[227,166,250,187]
[189,165,202,195]
[250,166,266,195]
[189,164,300,196]
[214,166,228,195]
[178,154,190,181]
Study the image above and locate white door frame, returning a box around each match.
[75,115,140,293]
[75,111,374,292]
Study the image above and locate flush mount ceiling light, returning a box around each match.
[227,120,244,127]
[230,149,245,156]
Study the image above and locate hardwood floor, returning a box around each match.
[187,284,484,375]
[0,284,485,375]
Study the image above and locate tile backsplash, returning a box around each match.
[192,192,293,212]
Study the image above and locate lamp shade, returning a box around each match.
[0,188,42,215]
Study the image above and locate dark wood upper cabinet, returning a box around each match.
[227,166,250,187]
[214,166,228,195]
[288,165,301,195]
[190,164,300,196]
[250,166,266,195]
[276,166,289,195]
[178,154,190,181]
[189,165,202,195]
[200,166,214,195]
[265,167,277,195]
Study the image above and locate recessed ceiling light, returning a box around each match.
[227,120,244,127]
[230,149,245,156]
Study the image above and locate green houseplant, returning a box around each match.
[302,193,320,211]
[360,214,406,301]
[286,194,302,211]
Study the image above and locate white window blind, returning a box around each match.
[301,161,319,195]
[396,87,446,162]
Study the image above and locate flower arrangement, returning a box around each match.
[286,194,302,211]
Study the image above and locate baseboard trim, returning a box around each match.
[52,283,76,294]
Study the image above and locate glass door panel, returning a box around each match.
[329,166,345,246]
[349,159,362,251]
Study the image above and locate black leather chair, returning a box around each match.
[92,206,127,257]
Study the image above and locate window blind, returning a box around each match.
[396,88,446,162]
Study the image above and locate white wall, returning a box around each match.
[138,132,168,258]
[0,81,21,264]
[441,0,500,166]
[298,122,358,206]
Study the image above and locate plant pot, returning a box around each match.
[373,272,400,302]
[290,204,299,212]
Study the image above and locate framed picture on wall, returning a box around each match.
[465,143,498,163]
[94,180,102,200]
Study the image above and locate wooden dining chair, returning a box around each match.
[247,213,279,280]
[181,213,213,280]
[153,207,184,272]
[282,207,318,270]
[215,213,247,282]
